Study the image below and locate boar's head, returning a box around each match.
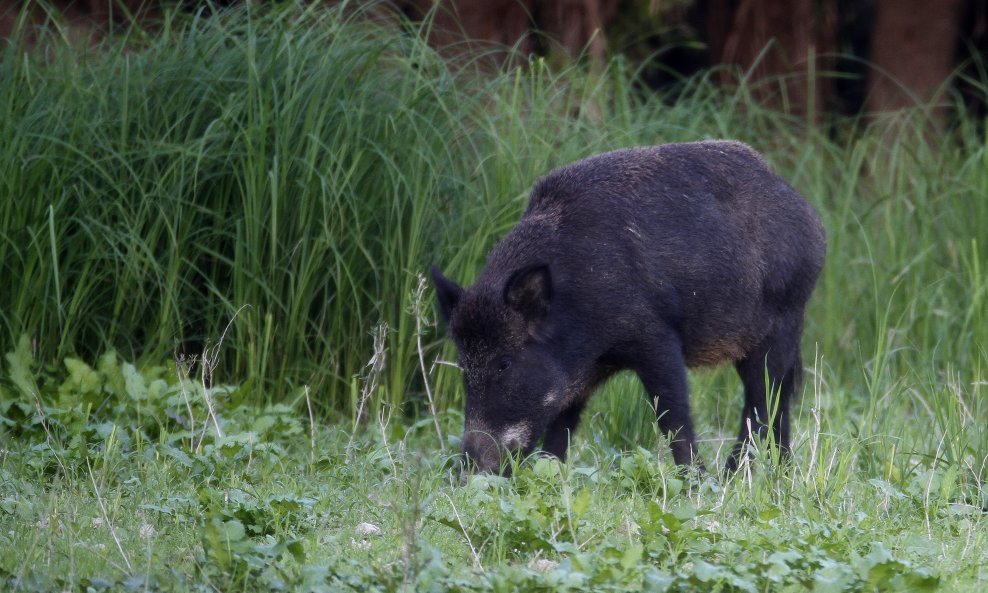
[431,263,568,475]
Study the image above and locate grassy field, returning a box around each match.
[1,1,987,591]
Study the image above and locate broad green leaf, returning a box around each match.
[758,507,783,522]
[61,358,101,396]
[98,351,126,398]
[122,362,148,401]
[643,568,675,592]
[5,335,38,398]
[570,488,591,520]
[533,456,560,480]
[147,378,168,401]
[252,414,277,434]
[692,559,723,582]
[620,541,643,570]
[285,539,306,563]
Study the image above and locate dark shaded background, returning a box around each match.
[2,0,986,122]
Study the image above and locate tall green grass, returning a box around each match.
[1,1,502,413]
[1,0,986,479]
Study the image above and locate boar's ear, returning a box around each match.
[504,264,552,323]
[430,265,463,325]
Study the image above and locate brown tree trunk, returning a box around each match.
[707,0,835,119]
[406,0,537,64]
[407,0,620,66]
[538,0,620,63]
[866,0,963,123]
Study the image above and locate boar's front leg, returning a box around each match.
[541,401,587,461]
[634,336,704,468]
[726,316,803,473]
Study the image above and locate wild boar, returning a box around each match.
[431,140,825,475]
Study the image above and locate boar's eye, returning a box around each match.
[496,358,512,373]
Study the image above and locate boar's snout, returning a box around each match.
[461,423,539,480]
[461,429,511,477]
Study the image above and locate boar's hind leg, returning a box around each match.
[635,338,703,468]
[726,317,803,473]
[542,401,587,461]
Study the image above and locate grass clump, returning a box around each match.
[1,1,492,414]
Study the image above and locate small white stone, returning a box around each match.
[618,519,640,536]
[530,558,558,573]
[355,522,381,536]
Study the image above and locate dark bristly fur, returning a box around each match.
[432,141,826,476]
